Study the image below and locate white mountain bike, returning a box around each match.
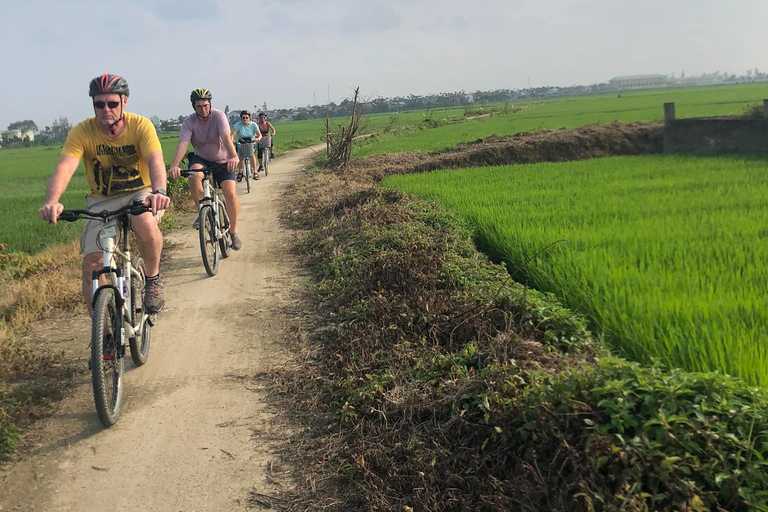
[58,201,156,427]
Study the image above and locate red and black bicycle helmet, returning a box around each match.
[89,74,130,97]
[240,109,251,117]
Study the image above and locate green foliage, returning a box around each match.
[7,120,38,132]
[742,103,764,118]
[490,358,768,510]
[0,421,20,460]
[0,249,43,279]
[383,155,768,386]
[0,382,65,461]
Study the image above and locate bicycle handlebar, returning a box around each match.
[58,200,151,223]
[178,162,229,178]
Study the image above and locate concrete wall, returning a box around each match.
[663,100,768,154]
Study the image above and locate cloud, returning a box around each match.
[154,0,222,21]
[338,4,400,34]
[452,15,469,30]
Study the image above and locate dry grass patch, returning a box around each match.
[0,241,83,459]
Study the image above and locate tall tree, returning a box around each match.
[7,120,38,132]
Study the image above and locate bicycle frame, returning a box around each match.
[77,205,153,353]
[202,175,225,235]
[91,215,143,353]
[184,168,229,241]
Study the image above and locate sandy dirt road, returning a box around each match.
[0,145,320,511]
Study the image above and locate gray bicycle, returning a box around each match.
[236,139,256,193]
[258,136,271,176]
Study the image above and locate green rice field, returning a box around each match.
[0,127,322,254]
[2,83,766,255]
[355,83,768,157]
[0,136,182,255]
[382,155,768,385]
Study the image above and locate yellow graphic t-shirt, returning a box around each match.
[62,112,162,197]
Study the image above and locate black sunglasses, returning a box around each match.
[241,115,250,119]
[94,100,120,109]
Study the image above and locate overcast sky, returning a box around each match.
[1,0,766,130]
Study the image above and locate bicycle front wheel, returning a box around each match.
[91,288,124,427]
[262,149,270,176]
[244,158,251,194]
[199,205,219,276]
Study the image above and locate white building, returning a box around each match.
[609,74,669,90]
[1,129,35,142]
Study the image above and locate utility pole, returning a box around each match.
[314,91,316,106]
[327,83,331,104]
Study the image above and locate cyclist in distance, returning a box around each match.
[168,88,244,250]
[256,112,276,172]
[230,109,262,182]
[38,74,170,314]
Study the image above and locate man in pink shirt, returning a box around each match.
[169,88,243,250]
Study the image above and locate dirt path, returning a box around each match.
[0,146,321,511]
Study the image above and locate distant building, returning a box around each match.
[609,74,669,90]
[2,129,21,140]
[1,129,34,142]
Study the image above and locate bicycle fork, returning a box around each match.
[91,233,132,360]
[201,180,226,240]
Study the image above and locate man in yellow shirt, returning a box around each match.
[39,74,170,313]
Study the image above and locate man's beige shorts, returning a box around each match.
[80,188,164,256]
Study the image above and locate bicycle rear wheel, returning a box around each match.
[91,288,124,427]
[128,257,151,366]
[218,198,232,259]
[199,205,219,276]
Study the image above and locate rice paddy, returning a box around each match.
[383,154,768,385]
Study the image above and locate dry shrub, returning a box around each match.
[1,241,81,380]
[278,176,599,510]
[349,121,663,184]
